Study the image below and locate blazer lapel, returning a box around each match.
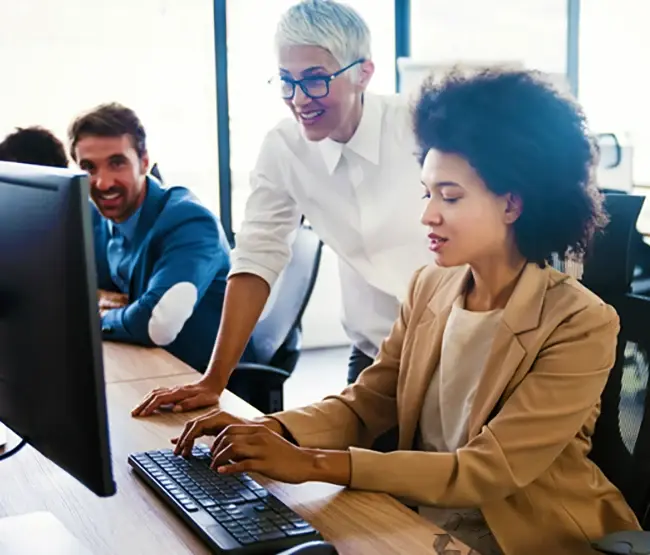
[467,323,526,439]
[468,263,564,439]
[130,176,167,251]
[125,177,169,293]
[398,268,472,449]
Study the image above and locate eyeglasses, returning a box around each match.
[270,59,365,100]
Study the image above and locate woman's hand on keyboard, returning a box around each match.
[172,409,283,457]
[209,423,324,484]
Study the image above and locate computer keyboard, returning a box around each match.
[128,444,323,554]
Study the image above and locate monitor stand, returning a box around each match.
[0,512,92,555]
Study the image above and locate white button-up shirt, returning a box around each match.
[231,92,433,357]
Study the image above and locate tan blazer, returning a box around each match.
[272,263,641,555]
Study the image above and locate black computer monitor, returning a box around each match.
[0,161,115,497]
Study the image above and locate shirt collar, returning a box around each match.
[318,92,382,175]
[108,200,143,242]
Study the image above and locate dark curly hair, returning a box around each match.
[68,102,147,161]
[413,68,607,267]
[0,126,68,168]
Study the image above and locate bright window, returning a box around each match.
[410,0,567,73]
[579,0,650,184]
[0,0,220,210]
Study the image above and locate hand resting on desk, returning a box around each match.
[131,380,220,416]
[172,409,352,487]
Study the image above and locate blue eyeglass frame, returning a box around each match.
[271,58,365,100]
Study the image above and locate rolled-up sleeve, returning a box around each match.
[230,128,302,288]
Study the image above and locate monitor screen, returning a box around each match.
[0,161,115,497]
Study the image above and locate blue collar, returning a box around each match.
[108,198,144,242]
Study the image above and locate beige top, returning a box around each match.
[417,295,504,555]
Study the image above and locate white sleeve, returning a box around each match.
[229,128,302,288]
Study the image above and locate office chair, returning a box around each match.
[574,194,644,298]
[276,541,338,554]
[595,188,650,298]
[591,293,650,553]
[150,162,163,182]
[549,194,643,300]
[548,194,650,552]
[226,225,323,413]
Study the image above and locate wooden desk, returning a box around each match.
[0,345,477,554]
[102,342,197,384]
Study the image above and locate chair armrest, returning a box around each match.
[592,530,650,554]
[227,363,291,413]
[233,362,291,382]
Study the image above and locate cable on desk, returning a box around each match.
[0,438,27,461]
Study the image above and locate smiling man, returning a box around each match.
[69,103,243,370]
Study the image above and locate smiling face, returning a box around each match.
[420,149,522,268]
[75,134,149,223]
[278,44,373,143]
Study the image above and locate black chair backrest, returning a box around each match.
[150,162,163,183]
[581,194,645,297]
[549,194,650,527]
[250,226,322,366]
[589,293,650,529]
[550,194,644,297]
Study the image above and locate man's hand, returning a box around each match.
[98,289,128,311]
[170,409,283,457]
[131,380,222,417]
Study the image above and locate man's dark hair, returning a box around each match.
[68,102,147,161]
[413,68,607,267]
[0,126,68,168]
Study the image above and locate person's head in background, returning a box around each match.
[274,0,375,143]
[415,68,607,287]
[0,126,68,168]
[69,103,149,224]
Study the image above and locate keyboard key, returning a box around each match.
[223,494,245,504]
[257,530,287,541]
[223,522,243,533]
[183,503,199,512]
[286,526,315,536]
[198,499,217,508]
[239,490,257,501]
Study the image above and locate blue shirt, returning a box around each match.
[106,205,142,293]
